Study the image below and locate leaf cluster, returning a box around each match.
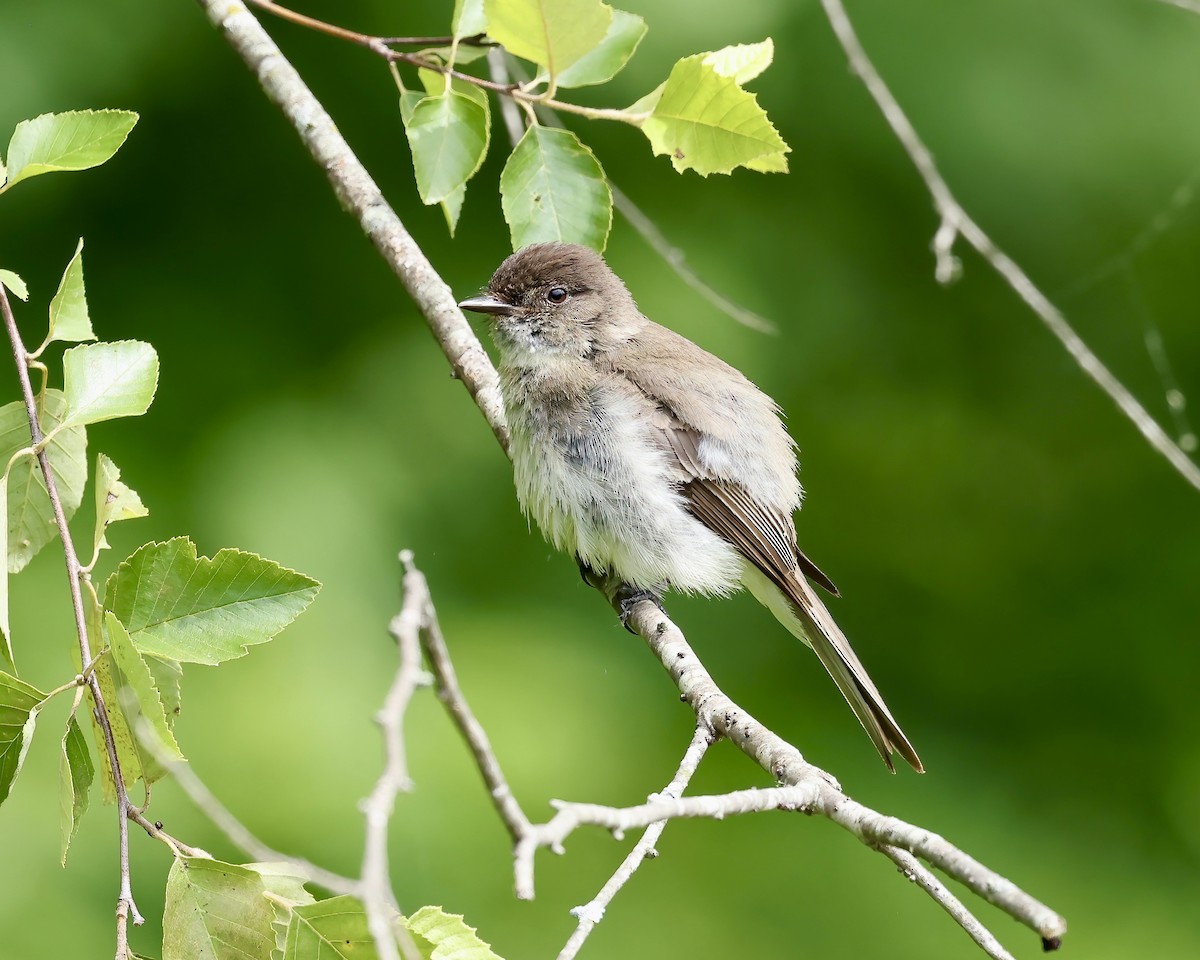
[395,0,789,250]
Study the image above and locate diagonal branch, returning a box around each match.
[193,2,1068,956]
[819,0,1200,491]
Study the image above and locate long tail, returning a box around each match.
[740,561,923,773]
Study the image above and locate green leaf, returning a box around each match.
[404,93,490,206]
[93,453,148,557]
[452,0,487,38]
[283,896,380,959]
[627,81,664,116]
[245,862,315,960]
[61,340,159,427]
[552,9,646,88]
[0,670,43,807]
[484,0,612,77]
[163,858,276,960]
[105,611,183,779]
[440,185,467,237]
[87,599,142,800]
[59,713,94,865]
[417,70,490,111]
[0,270,28,301]
[499,126,612,251]
[3,110,138,190]
[640,53,789,176]
[47,238,96,345]
[703,38,774,85]
[405,906,503,960]
[0,390,89,574]
[0,474,10,672]
[105,538,320,665]
[145,654,182,730]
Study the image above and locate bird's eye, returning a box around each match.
[547,287,568,304]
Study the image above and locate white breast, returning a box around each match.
[505,372,741,596]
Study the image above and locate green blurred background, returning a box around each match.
[2,0,1199,957]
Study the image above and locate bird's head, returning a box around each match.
[459,242,642,360]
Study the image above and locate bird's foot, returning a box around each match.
[613,584,665,633]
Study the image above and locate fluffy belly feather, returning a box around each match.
[507,403,741,596]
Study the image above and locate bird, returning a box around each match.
[459,242,922,773]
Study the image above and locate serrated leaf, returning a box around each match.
[93,453,148,556]
[0,270,28,301]
[404,93,490,206]
[499,126,611,251]
[0,391,88,574]
[3,110,138,190]
[48,238,96,345]
[61,340,159,428]
[0,671,44,807]
[59,713,94,865]
[405,906,503,960]
[105,538,320,665]
[163,858,275,960]
[641,54,789,176]
[485,0,612,77]
[452,0,487,39]
[106,611,183,780]
[552,9,646,88]
[745,150,789,173]
[703,39,774,85]
[283,896,380,960]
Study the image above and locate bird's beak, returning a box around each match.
[458,293,518,317]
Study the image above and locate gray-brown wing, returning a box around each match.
[660,423,839,596]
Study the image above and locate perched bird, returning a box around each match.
[460,243,922,772]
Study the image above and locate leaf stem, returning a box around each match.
[0,281,144,958]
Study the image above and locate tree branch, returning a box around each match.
[0,282,145,959]
[193,2,1068,955]
[554,724,713,960]
[819,0,1200,492]
[196,0,508,451]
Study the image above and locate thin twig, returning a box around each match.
[819,0,1200,491]
[555,725,713,960]
[358,551,433,960]
[879,847,1016,960]
[417,578,533,845]
[245,0,645,124]
[0,283,144,958]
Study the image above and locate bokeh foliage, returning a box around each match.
[1,0,1198,958]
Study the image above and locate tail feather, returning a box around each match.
[740,561,923,773]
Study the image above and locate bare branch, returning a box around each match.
[417,576,533,845]
[196,0,508,451]
[555,725,713,960]
[819,0,1200,491]
[357,550,434,960]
